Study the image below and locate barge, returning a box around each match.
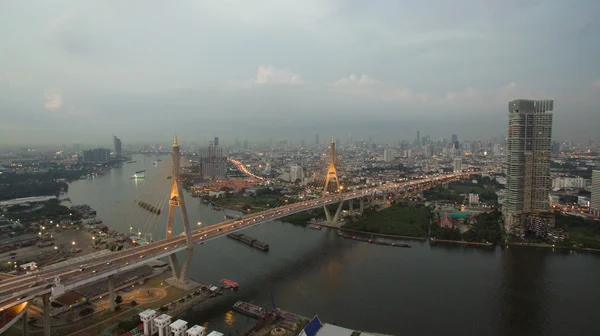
[138,201,161,215]
[338,232,410,248]
[227,233,270,252]
[308,224,322,230]
[232,301,266,319]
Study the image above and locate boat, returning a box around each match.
[135,170,146,173]
[232,301,266,319]
[227,233,269,252]
[212,206,222,211]
[131,173,145,179]
[224,214,238,220]
[252,240,270,251]
[153,161,158,166]
[138,201,161,215]
[220,278,239,289]
[308,224,322,230]
[156,159,162,162]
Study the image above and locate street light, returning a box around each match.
[72,241,76,246]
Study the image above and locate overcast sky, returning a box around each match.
[1,0,599,146]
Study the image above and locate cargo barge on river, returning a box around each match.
[338,232,411,248]
[138,201,161,215]
[227,233,270,251]
[232,301,266,319]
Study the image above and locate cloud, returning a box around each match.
[44,89,62,111]
[253,65,303,85]
[331,74,426,102]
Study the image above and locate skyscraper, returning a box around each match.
[113,135,122,157]
[416,129,421,146]
[451,134,458,144]
[315,134,320,147]
[504,99,554,237]
[591,170,600,216]
[453,157,462,172]
[199,138,227,179]
[383,149,395,162]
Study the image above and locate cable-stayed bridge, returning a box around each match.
[0,136,472,335]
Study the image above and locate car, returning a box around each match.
[140,255,145,259]
[79,268,85,272]
[45,284,53,289]
[92,270,97,273]
[106,262,111,265]
[18,296,26,300]
[28,283,37,288]
[217,228,222,232]
[231,225,235,228]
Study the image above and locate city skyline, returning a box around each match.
[1,0,599,144]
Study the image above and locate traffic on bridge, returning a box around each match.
[0,171,469,313]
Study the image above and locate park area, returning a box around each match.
[343,203,431,237]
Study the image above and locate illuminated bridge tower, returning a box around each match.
[166,135,195,288]
[322,137,344,226]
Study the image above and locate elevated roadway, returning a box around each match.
[0,171,470,312]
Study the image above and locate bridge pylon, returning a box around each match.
[323,136,344,226]
[165,135,195,289]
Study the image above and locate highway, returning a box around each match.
[0,171,469,312]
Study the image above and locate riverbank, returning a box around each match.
[504,241,600,254]
[339,227,426,241]
[430,238,493,247]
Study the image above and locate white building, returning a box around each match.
[552,177,586,189]
[290,165,304,183]
[383,149,395,162]
[493,144,503,156]
[187,325,207,336]
[591,170,600,215]
[170,319,188,336]
[207,332,224,336]
[139,309,158,336]
[469,193,480,205]
[154,314,172,336]
[453,157,462,172]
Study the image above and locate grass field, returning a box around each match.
[343,204,431,237]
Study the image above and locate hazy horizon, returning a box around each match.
[1,0,599,146]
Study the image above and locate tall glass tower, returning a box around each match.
[504,99,554,237]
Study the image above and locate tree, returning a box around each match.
[115,295,123,305]
[130,300,137,306]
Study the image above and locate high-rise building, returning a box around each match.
[113,135,122,157]
[82,148,111,162]
[451,134,458,144]
[199,138,227,179]
[383,149,395,162]
[453,157,462,172]
[551,141,560,155]
[416,129,421,146]
[315,134,320,147]
[504,99,554,237]
[591,170,600,216]
[290,165,304,183]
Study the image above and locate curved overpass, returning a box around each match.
[0,274,29,334]
[0,171,472,312]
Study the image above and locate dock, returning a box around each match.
[227,233,270,251]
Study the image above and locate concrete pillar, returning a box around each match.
[21,305,28,336]
[178,248,194,285]
[169,254,181,280]
[108,275,116,312]
[43,294,51,336]
[323,205,332,223]
[349,199,353,213]
[332,201,344,225]
[359,198,364,213]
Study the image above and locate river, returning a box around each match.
[65,154,600,336]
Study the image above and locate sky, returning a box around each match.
[0,0,599,146]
